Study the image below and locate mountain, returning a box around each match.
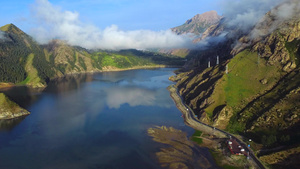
[0,24,54,88]
[0,24,183,86]
[171,10,222,35]
[0,24,185,119]
[172,0,300,168]
[160,11,223,58]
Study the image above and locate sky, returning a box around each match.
[0,0,220,32]
[0,0,287,50]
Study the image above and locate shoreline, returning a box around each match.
[0,65,179,91]
[49,65,179,82]
[0,66,178,120]
[167,84,264,169]
[167,85,227,138]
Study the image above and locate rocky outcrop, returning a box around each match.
[213,106,233,130]
[0,93,30,119]
[171,10,222,35]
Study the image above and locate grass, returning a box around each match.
[0,93,5,105]
[209,149,246,169]
[285,39,300,66]
[259,146,300,165]
[191,130,203,144]
[224,49,282,108]
[0,93,19,110]
[192,49,284,133]
[204,66,227,117]
[0,24,11,31]
[92,52,155,69]
[222,165,241,169]
[19,53,42,86]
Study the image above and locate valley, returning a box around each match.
[0,0,300,168]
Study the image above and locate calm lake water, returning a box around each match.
[0,68,207,169]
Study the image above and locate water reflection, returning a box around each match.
[0,86,41,108]
[0,68,198,169]
[0,116,27,131]
[45,73,94,94]
[105,86,173,109]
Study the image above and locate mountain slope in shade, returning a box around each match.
[171,10,222,35]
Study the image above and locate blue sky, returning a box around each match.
[0,0,285,50]
[0,0,220,32]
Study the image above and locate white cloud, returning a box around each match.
[106,87,155,109]
[29,0,193,50]
[220,0,285,32]
[195,32,228,50]
[237,0,300,41]
[105,86,172,109]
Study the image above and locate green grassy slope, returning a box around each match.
[91,51,155,69]
[176,47,299,143]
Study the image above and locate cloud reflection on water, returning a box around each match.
[105,86,172,109]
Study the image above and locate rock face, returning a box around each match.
[213,106,233,130]
[0,93,30,119]
[171,11,222,35]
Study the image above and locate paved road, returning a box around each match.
[171,85,266,169]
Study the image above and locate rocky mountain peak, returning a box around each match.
[186,10,221,25]
[171,10,222,35]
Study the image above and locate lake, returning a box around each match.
[0,68,214,169]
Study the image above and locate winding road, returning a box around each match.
[169,85,266,169]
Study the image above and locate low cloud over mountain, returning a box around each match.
[29,0,194,50]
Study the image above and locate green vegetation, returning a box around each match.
[0,24,54,85]
[1,24,183,87]
[91,51,155,69]
[285,39,300,66]
[78,57,87,71]
[225,50,280,108]
[191,130,203,144]
[0,92,30,119]
[0,93,18,109]
[19,53,41,85]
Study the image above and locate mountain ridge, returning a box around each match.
[0,24,184,119]
[171,10,222,35]
[172,0,300,168]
